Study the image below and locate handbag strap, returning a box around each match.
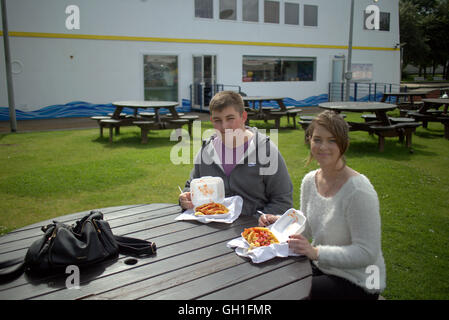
[113,235,157,256]
[0,257,26,283]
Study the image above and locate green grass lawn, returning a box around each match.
[1,112,448,299]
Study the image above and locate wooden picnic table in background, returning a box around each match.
[319,101,420,152]
[242,96,301,129]
[112,100,180,124]
[380,89,444,116]
[0,204,312,300]
[319,101,397,126]
[242,96,288,112]
[91,101,198,144]
[380,89,432,105]
[420,98,449,115]
[407,98,449,139]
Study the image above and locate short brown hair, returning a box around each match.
[209,91,244,115]
[305,110,350,165]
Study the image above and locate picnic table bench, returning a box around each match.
[90,101,199,144]
[407,112,449,139]
[369,122,421,152]
[243,97,302,129]
[403,98,449,139]
[0,204,312,300]
[381,89,437,116]
[297,114,347,131]
[319,102,421,152]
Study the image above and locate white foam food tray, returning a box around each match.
[270,208,306,243]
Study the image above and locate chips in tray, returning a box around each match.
[194,202,229,216]
[241,227,279,250]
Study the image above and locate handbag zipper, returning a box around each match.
[91,219,101,234]
[48,227,58,241]
[92,219,116,252]
[47,227,59,267]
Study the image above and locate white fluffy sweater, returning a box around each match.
[300,170,386,293]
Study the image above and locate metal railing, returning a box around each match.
[190,83,242,111]
[328,82,402,102]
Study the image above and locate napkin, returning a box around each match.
[175,195,243,224]
[226,236,302,263]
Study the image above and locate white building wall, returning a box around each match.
[0,0,400,112]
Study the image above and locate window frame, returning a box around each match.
[194,0,214,19]
[242,55,317,82]
[284,2,300,26]
[242,0,259,23]
[142,54,179,102]
[219,0,237,21]
[303,4,318,27]
[264,0,280,24]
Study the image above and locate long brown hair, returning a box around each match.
[305,110,350,165]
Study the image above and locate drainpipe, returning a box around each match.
[1,0,17,132]
[344,0,355,102]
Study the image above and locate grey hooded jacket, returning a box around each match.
[184,127,293,216]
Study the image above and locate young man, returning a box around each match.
[179,91,293,216]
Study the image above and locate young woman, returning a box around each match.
[259,110,386,300]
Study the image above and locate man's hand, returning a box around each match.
[258,214,280,227]
[179,192,194,210]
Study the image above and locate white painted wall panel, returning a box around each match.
[0,0,400,111]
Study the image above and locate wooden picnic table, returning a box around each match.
[381,90,432,105]
[242,96,288,112]
[0,203,312,300]
[242,96,301,129]
[112,100,180,124]
[420,98,449,114]
[319,102,420,152]
[95,101,193,144]
[407,98,449,139]
[319,101,397,126]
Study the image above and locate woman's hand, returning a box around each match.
[258,214,280,227]
[179,192,194,210]
[288,234,319,260]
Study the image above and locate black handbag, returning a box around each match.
[0,210,156,282]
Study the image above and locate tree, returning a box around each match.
[400,0,449,79]
[399,1,430,74]
[431,0,449,79]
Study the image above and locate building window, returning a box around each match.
[243,56,316,82]
[195,0,213,19]
[285,2,299,25]
[380,12,390,31]
[363,11,390,31]
[220,0,237,20]
[264,1,280,24]
[243,0,259,22]
[303,4,318,27]
[143,55,178,101]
